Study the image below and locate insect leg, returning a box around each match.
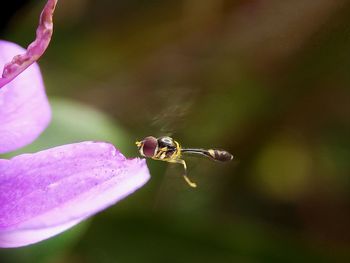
[168,159,197,188]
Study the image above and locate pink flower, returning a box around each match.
[0,0,150,248]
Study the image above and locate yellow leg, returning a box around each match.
[168,159,197,188]
[183,174,197,188]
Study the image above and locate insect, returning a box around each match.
[136,136,234,188]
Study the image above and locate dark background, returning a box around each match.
[1,0,350,262]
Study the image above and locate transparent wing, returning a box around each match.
[150,86,197,136]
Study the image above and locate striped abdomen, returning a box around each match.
[207,149,233,162]
[181,148,233,162]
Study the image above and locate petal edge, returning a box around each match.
[0,142,150,248]
[0,0,58,88]
[0,40,51,154]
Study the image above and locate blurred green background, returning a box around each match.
[1,0,350,262]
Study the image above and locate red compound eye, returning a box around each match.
[141,136,158,157]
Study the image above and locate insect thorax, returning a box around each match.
[154,137,181,160]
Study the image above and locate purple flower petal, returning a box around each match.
[0,0,58,88]
[0,40,51,154]
[0,141,150,248]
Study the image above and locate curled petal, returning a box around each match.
[0,142,150,248]
[0,0,58,88]
[0,40,51,154]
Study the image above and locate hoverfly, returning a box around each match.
[136,136,233,188]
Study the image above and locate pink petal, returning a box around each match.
[0,40,51,154]
[0,0,58,88]
[0,142,150,248]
